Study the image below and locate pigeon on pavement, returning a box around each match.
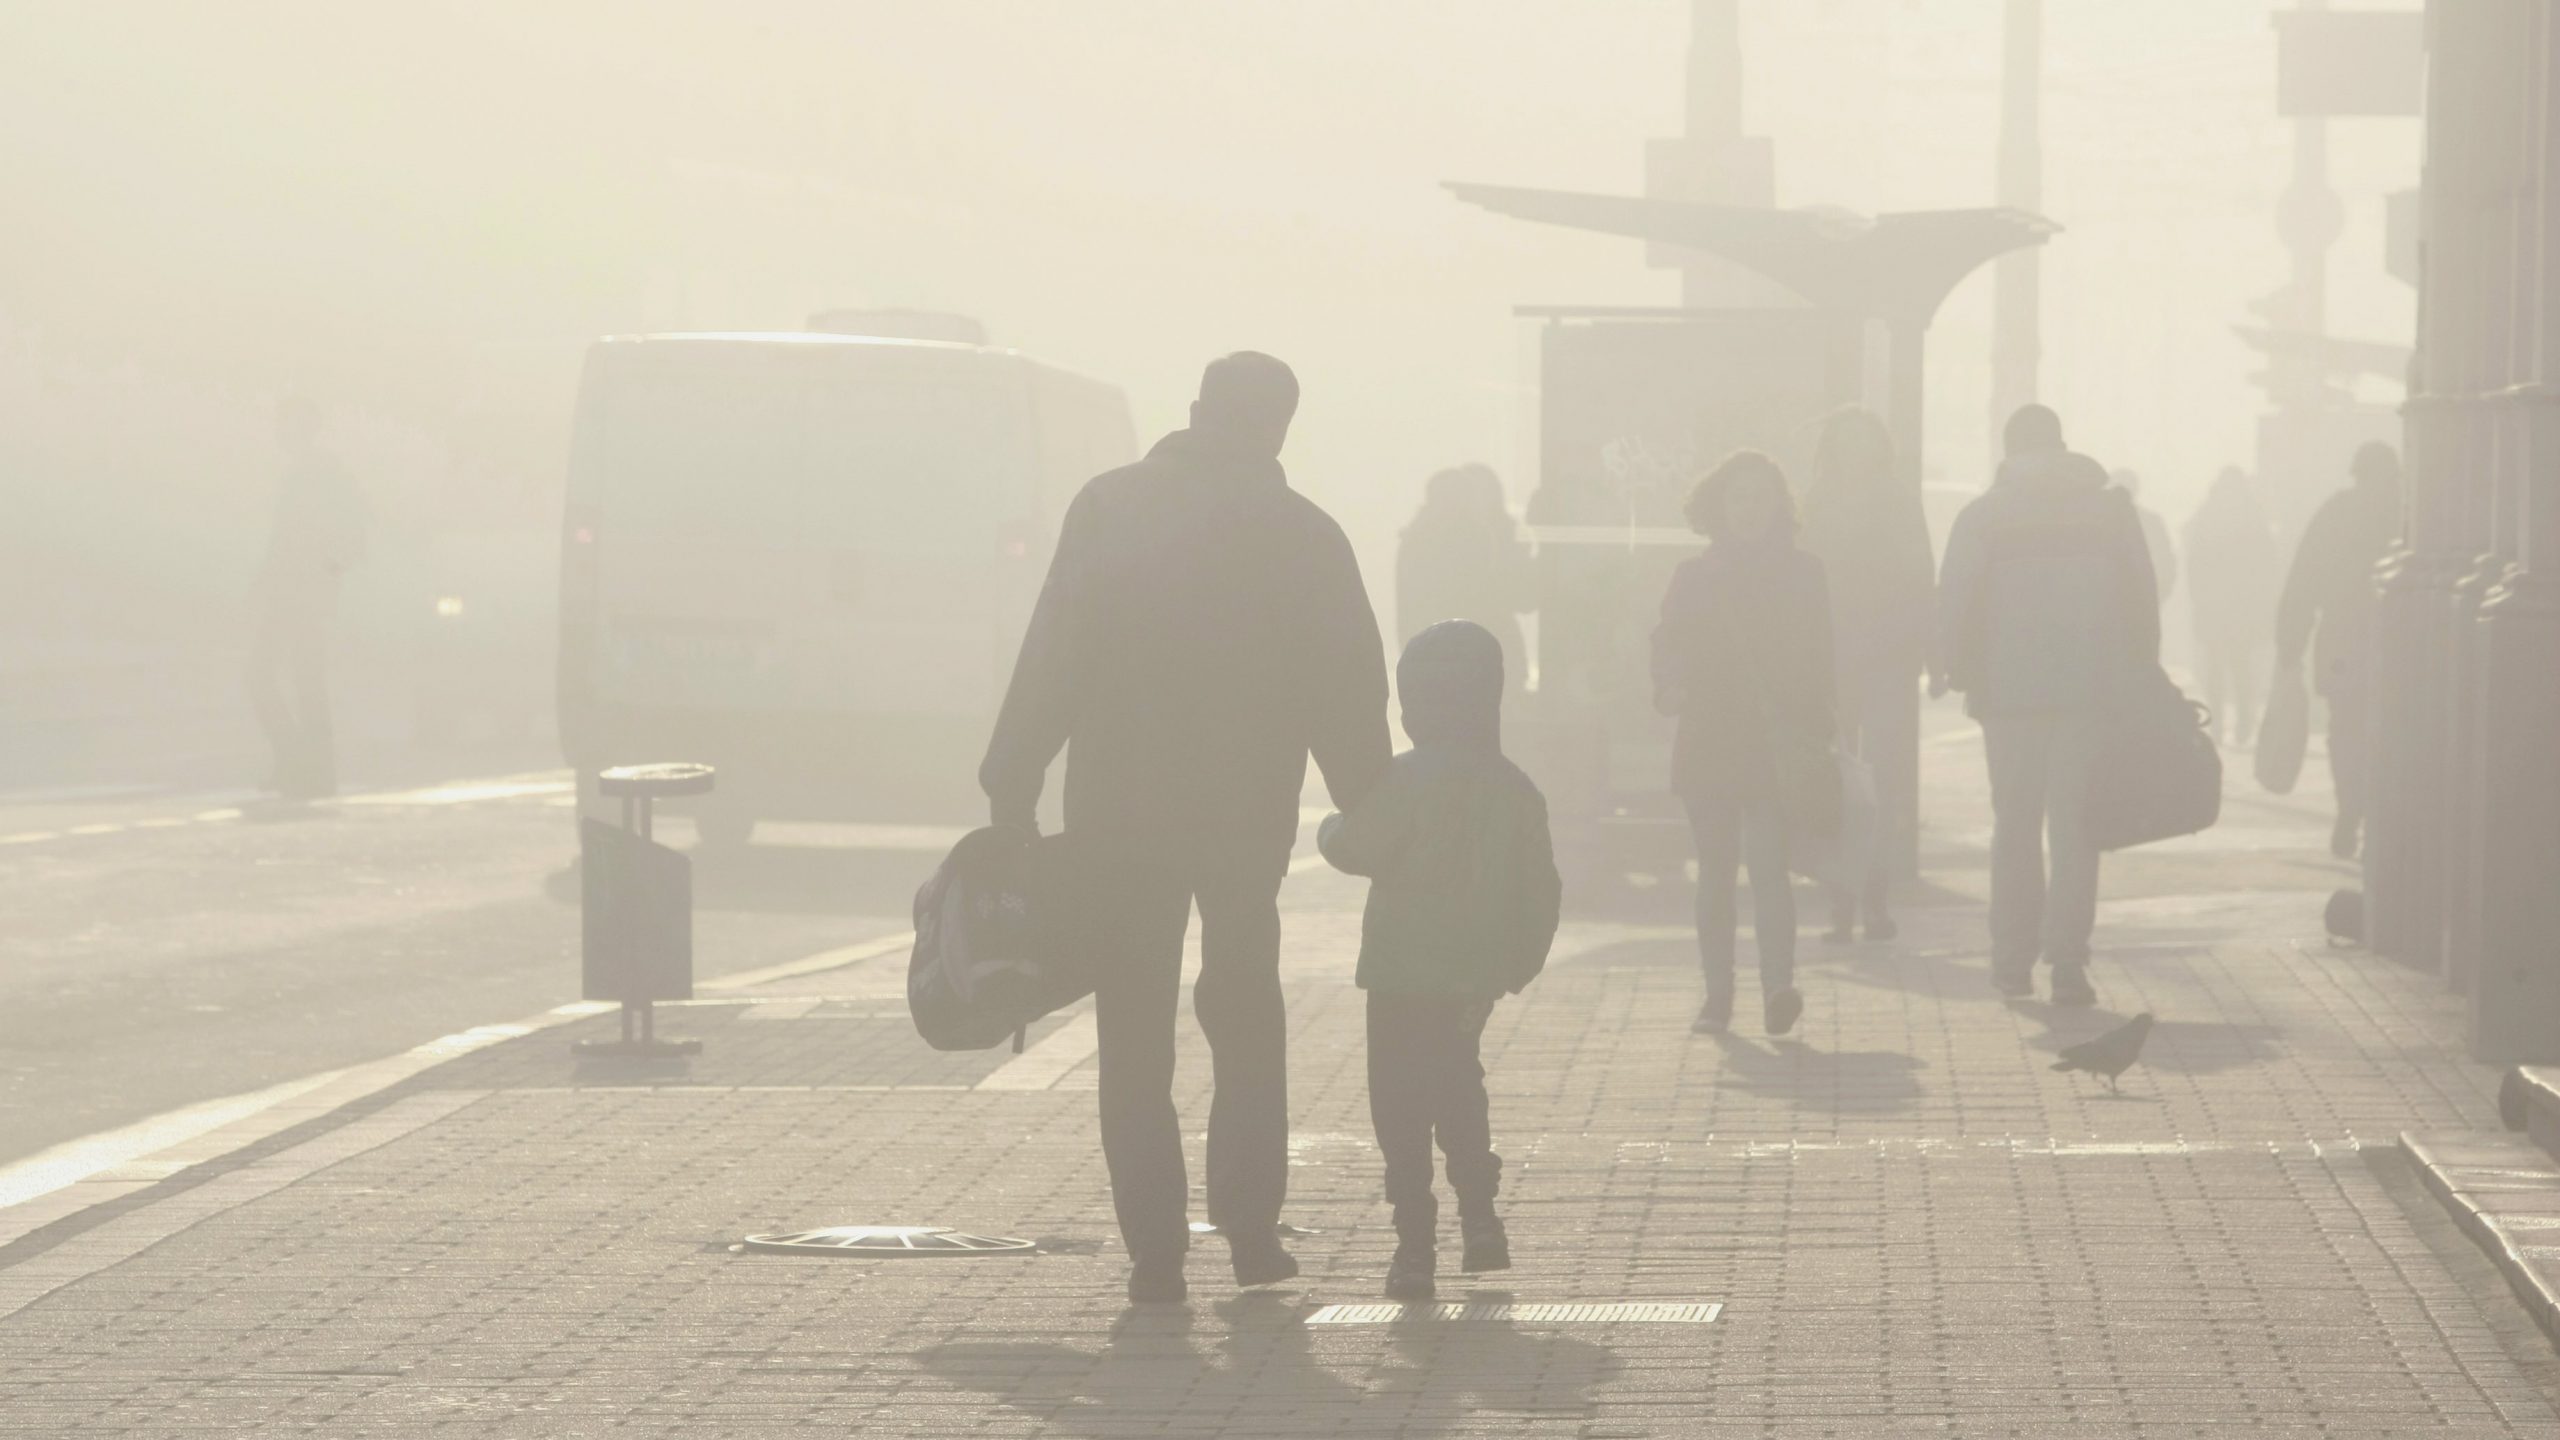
[2050,1013,2155,1093]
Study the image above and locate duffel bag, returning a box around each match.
[2088,665,2223,851]
[908,826,1093,1052]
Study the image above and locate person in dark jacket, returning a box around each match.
[980,352,1393,1304]
[2184,466,2280,745]
[1318,620,1559,1303]
[1395,464,1536,697]
[1651,451,1834,1037]
[1799,406,1933,942]
[2276,441,2402,860]
[1936,406,2159,1007]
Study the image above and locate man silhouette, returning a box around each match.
[981,352,1392,1303]
[1936,405,2158,1007]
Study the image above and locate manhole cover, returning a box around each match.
[741,1226,1037,1257]
[1305,1301,1720,1325]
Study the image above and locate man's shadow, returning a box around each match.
[1707,1032,1928,1114]
[916,1289,1622,1437]
[1376,1289,1625,1421]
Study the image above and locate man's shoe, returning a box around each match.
[1127,1257,1187,1305]
[1991,965,2035,998]
[1691,990,1734,1035]
[2049,967,2097,1008]
[1764,987,1803,1037]
[1458,1215,1510,1274]
[1384,1243,1436,1302]
[1228,1231,1299,1289]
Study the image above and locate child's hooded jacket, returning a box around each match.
[1317,621,1561,994]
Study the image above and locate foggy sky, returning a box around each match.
[0,1,2418,638]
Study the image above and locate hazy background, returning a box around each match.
[0,1,2417,775]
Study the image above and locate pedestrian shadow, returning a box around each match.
[1706,1032,1928,1114]
[1376,1289,1625,1420]
[914,1289,1622,1436]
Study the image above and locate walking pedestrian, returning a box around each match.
[979,352,1393,1304]
[2183,466,2280,746]
[1799,407,1933,942]
[1318,620,1559,1303]
[1395,464,1535,697]
[2276,441,2402,860]
[1650,451,1833,1037]
[1936,406,2159,1007]
[247,396,366,800]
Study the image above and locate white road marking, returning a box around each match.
[0,832,1335,1239]
[338,773,574,807]
[0,832,58,846]
[0,1004,605,1246]
[702,932,915,991]
[0,1091,485,1323]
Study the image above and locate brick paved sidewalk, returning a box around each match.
[2,745,2557,1436]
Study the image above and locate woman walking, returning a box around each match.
[1652,451,1836,1036]
[1797,407,1934,942]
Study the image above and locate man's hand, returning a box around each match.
[1927,670,1951,700]
[991,800,1039,837]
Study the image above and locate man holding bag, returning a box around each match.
[979,353,1392,1304]
[1936,406,2159,1007]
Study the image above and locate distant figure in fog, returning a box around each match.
[1396,464,1535,696]
[980,351,1392,1305]
[1651,451,1832,1038]
[1938,406,2158,1007]
[2109,468,2180,607]
[2183,466,2280,745]
[248,397,366,800]
[1319,620,1559,1302]
[2277,441,2402,861]
[1799,406,1933,943]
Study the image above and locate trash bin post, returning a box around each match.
[574,762,716,1061]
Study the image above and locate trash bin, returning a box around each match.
[575,762,714,1059]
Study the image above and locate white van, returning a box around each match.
[557,332,1135,840]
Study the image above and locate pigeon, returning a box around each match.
[2050,1013,2155,1093]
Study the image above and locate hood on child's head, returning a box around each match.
[1397,620,1503,751]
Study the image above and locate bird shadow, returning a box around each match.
[2016,1008,2282,1078]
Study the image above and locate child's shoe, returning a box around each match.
[1384,1241,1436,1301]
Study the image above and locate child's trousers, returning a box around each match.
[1365,989,1501,1233]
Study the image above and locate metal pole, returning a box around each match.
[1990,0,2044,438]
[1891,317,1928,878]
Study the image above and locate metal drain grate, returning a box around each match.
[1305,1301,1720,1325]
[741,1226,1036,1257]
